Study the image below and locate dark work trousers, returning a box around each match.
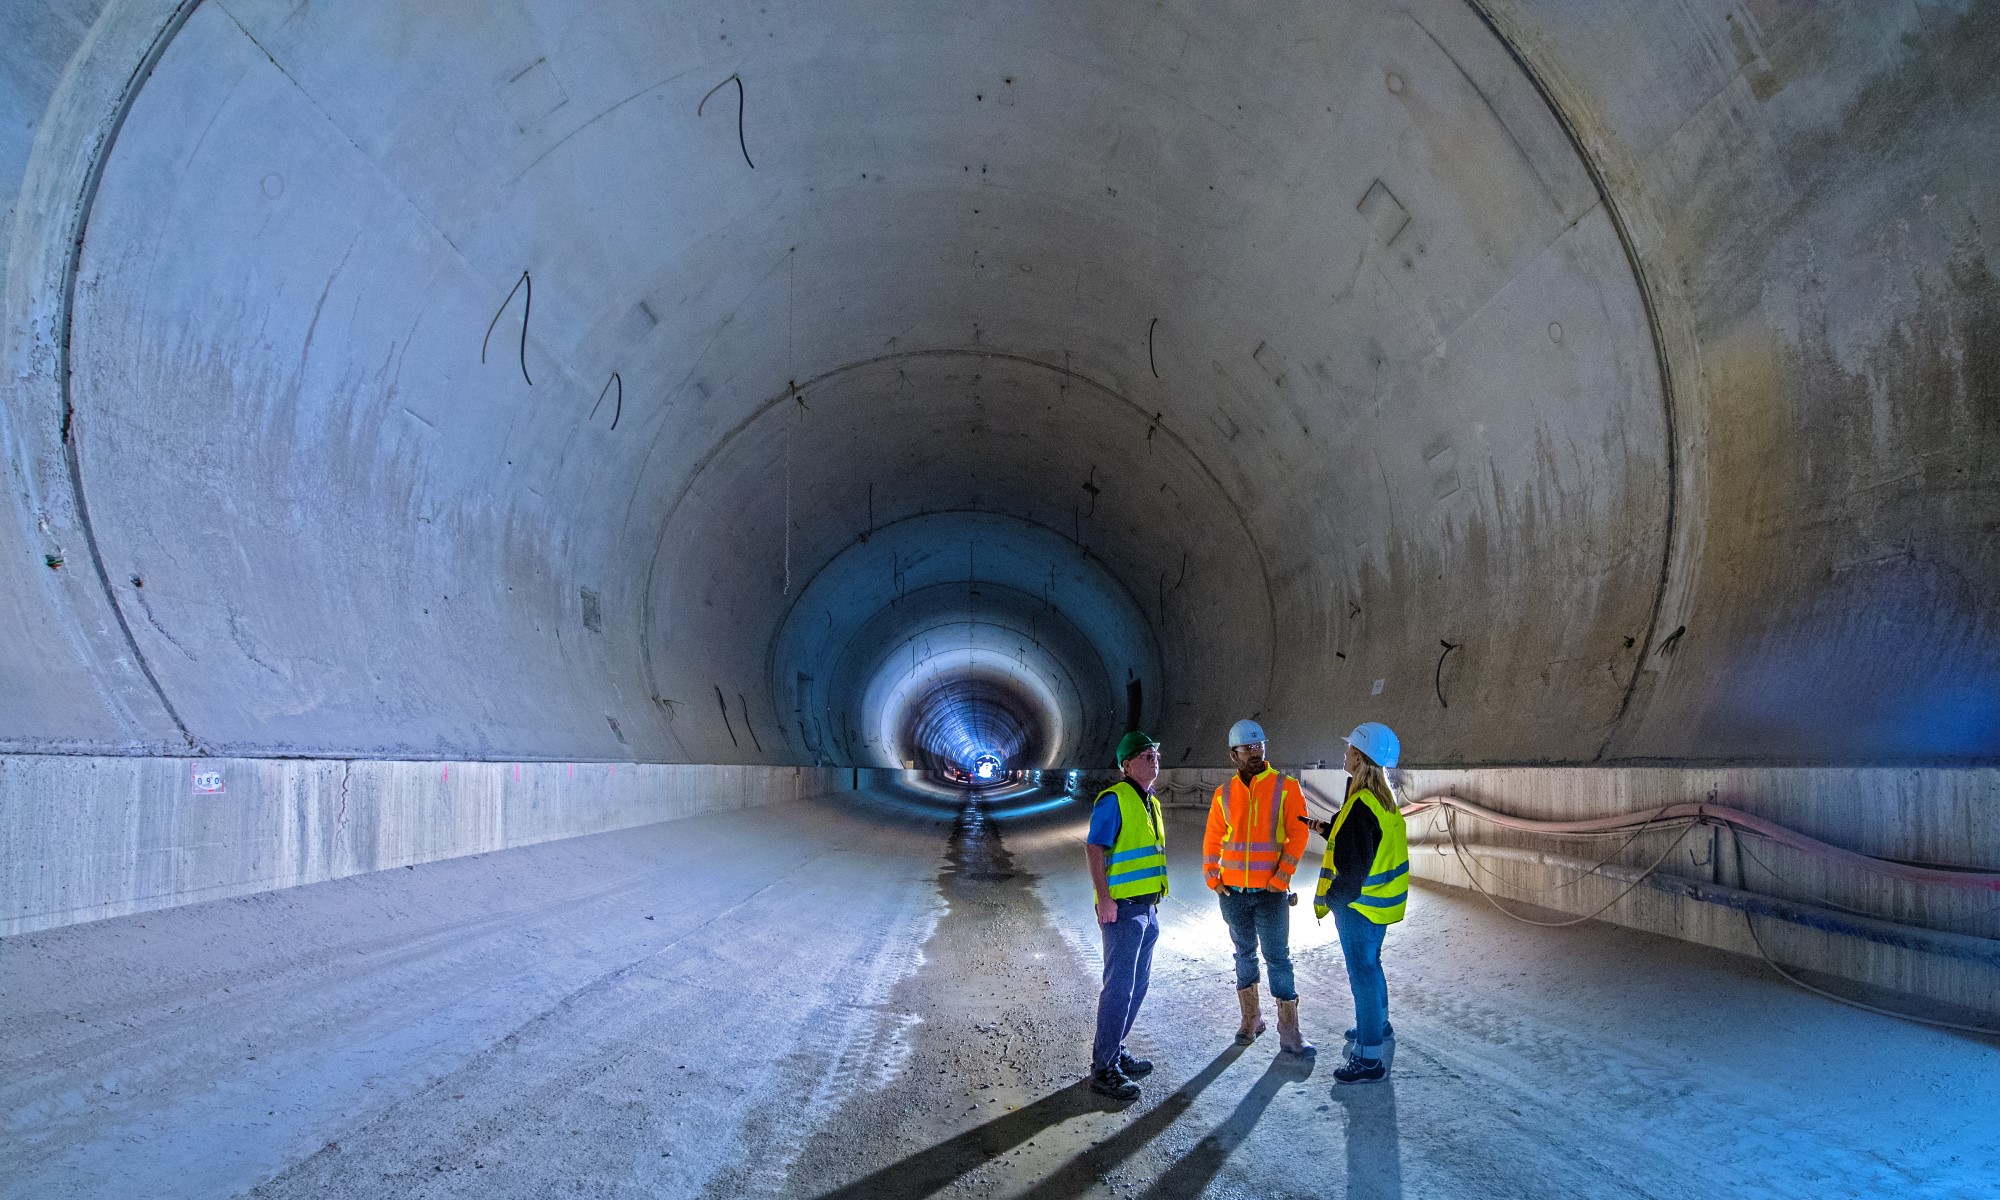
[1217,887,1297,1000]
[1093,896,1161,1073]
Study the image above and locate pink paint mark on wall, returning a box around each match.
[568,762,575,779]
[609,764,618,777]
[442,766,450,782]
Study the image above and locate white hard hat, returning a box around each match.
[1227,718,1267,748]
[1344,722,1401,768]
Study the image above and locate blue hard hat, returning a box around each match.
[1344,722,1401,768]
[1227,718,1267,748]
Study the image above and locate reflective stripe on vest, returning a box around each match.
[1101,781,1169,899]
[1210,769,1291,887]
[1313,787,1410,923]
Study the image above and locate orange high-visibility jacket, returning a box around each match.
[1203,767,1311,890]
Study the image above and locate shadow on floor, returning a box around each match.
[1013,1043,1253,1200]
[1334,1078,1402,1199]
[809,1078,1115,1200]
[1133,1051,1317,1200]
[1328,1080,1408,1200]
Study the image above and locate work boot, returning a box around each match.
[1089,1066,1140,1100]
[1116,1051,1154,1078]
[1332,1053,1387,1085]
[1276,998,1316,1057]
[1234,986,1266,1045]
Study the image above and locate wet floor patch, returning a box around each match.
[745,795,1340,1199]
[754,794,1138,1198]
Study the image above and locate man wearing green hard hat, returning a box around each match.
[1083,729,1169,1100]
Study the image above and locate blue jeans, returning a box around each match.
[1334,906,1390,1054]
[1093,897,1160,1072]
[1217,887,1296,1001]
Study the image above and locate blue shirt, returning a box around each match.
[1087,778,1149,847]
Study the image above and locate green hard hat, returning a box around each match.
[1115,730,1161,764]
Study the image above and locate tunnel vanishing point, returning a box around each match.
[2,2,1998,1198]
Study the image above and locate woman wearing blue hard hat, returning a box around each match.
[1301,721,1409,1084]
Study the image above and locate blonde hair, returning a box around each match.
[1347,755,1395,809]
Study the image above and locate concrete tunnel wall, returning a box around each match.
[1,2,1996,1001]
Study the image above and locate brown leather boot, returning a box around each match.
[1234,986,1266,1045]
[1276,998,1316,1057]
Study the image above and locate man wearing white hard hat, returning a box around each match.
[1202,718,1316,1056]
[1301,721,1410,1084]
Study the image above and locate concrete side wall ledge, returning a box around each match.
[1157,765,1999,1017]
[1423,841,2000,970]
[0,755,850,936]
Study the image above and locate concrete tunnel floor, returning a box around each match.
[3,785,1996,1200]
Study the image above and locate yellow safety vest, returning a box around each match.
[1313,787,1408,923]
[1101,781,1169,900]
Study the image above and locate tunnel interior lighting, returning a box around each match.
[769,511,1164,775]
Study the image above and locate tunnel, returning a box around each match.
[2,1,1996,1196]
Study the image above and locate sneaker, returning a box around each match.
[1116,1052,1154,1078]
[1089,1066,1141,1100]
[1332,1054,1387,1085]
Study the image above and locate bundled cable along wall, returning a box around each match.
[1371,766,2000,1023]
[1150,767,2000,1023]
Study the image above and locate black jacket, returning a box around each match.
[1319,796,1383,908]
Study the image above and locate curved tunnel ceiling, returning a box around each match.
[28,0,1680,767]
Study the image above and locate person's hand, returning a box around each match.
[1296,815,1330,835]
[1096,896,1118,925]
